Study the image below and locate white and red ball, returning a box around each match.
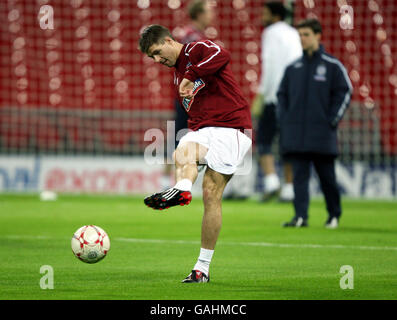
[71,225,110,263]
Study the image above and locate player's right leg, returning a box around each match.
[182,127,252,283]
[279,161,294,202]
[144,141,208,210]
[182,167,232,283]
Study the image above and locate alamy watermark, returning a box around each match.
[38,5,54,30]
[339,265,354,289]
[39,265,54,289]
[339,5,354,30]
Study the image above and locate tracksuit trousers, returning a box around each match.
[288,153,341,220]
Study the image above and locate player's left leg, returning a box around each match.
[258,103,280,201]
[144,141,207,210]
[160,102,189,190]
[182,167,232,283]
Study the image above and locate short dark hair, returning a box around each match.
[296,19,323,34]
[188,0,206,21]
[264,1,287,21]
[139,24,173,54]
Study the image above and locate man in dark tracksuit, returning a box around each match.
[277,19,353,228]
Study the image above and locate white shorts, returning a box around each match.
[178,127,252,175]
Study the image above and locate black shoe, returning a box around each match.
[144,188,192,210]
[182,270,210,283]
[283,217,308,227]
[325,216,339,229]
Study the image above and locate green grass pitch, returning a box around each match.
[0,194,396,300]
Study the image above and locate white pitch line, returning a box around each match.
[2,235,397,252]
[115,237,397,252]
[2,235,53,240]
[115,237,200,245]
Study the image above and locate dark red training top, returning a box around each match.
[174,41,252,131]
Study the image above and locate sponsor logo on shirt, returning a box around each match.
[182,78,205,112]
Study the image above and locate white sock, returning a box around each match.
[174,179,192,191]
[193,248,214,275]
[264,173,280,193]
[282,183,294,193]
[280,183,294,200]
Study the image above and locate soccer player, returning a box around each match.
[161,0,215,190]
[277,19,353,228]
[139,25,252,282]
[251,1,302,202]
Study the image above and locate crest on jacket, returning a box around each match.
[314,64,327,81]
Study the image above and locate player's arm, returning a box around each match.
[183,41,230,82]
[251,94,264,119]
[328,62,353,128]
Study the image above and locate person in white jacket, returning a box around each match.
[251,1,302,202]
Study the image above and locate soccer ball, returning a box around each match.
[71,225,110,263]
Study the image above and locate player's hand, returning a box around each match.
[251,94,264,118]
[179,78,194,99]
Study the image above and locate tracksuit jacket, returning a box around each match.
[277,45,353,156]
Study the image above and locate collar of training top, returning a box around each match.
[175,43,188,69]
[303,44,325,59]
